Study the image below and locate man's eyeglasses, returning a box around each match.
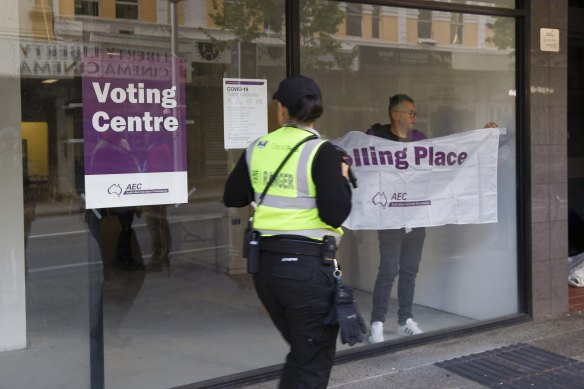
[393,110,417,118]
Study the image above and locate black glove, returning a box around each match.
[325,282,367,346]
[333,145,358,188]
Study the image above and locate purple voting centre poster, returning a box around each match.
[82,52,187,209]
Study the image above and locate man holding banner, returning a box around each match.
[356,94,500,343]
[366,94,427,342]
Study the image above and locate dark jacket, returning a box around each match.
[366,123,427,142]
[366,123,426,232]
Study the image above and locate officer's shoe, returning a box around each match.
[368,321,384,344]
[397,318,423,336]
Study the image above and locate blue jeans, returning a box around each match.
[370,228,425,325]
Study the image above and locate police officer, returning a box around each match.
[223,75,352,388]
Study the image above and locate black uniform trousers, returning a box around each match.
[253,242,339,389]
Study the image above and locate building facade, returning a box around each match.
[0,0,575,388]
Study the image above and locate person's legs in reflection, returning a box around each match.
[369,229,402,343]
[23,178,36,248]
[396,227,425,336]
[86,209,102,250]
[254,250,339,389]
[144,205,171,272]
[114,208,144,271]
[85,209,107,274]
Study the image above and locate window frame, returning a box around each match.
[74,0,99,16]
[115,0,139,20]
[371,5,380,39]
[346,3,363,37]
[451,12,464,44]
[418,9,433,39]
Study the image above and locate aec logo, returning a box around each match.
[108,184,122,196]
[108,183,143,196]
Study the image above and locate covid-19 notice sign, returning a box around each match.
[223,78,267,149]
[82,54,187,209]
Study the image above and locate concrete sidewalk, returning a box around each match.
[240,311,584,388]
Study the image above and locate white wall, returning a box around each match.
[414,133,519,319]
[0,0,26,351]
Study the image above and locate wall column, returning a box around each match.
[0,0,26,351]
[529,0,569,318]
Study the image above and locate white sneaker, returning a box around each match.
[368,321,384,344]
[397,318,423,336]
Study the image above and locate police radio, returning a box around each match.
[243,224,260,274]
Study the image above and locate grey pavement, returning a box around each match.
[237,311,584,388]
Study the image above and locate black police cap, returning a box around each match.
[272,75,322,109]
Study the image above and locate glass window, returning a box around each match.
[451,13,463,44]
[75,0,99,16]
[264,1,284,33]
[418,10,433,39]
[301,0,518,345]
[372,5,380,39]
[116,0,138,20]
[4,0,286,387]
[2,0,519,387]
[346,4,362,37]
[427,0,515,7]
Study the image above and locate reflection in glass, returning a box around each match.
[75,0,99,16]
[4,0,290,387]
[418,10,433,40]
[372,5,380,39]
[346,4,363,37]
[300,1,517,348]
[451,13,464,45]
[2,0,519,387]
[116,0,139,20]
[426,0,515,8]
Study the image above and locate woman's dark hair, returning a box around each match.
[287,95,323,123]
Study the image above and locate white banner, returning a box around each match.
[331,128,500,230]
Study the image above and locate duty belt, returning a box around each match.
[259,238,323,257]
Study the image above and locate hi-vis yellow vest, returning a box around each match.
[246,126,343,241]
